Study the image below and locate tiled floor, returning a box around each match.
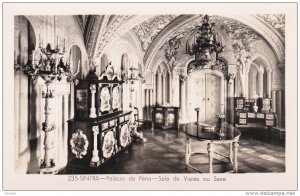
[64,126,285,174]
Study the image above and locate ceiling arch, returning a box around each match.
[249,52,273,71]
[143,14,285,70]
[85,14,285,70]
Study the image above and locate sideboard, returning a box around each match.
[152,106,180,130]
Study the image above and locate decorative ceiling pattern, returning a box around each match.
[164,34,184,70]
[212,16,261,53]
[96,15,131,54]
[76,15,90,34]
[132,15,179,51]
[256,14,285,37]
[214,16,261,82]
[95,15,153,57]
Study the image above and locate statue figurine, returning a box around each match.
[105,62,114,77]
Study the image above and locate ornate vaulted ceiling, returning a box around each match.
[132,15,179,51]
[81,14,285,67]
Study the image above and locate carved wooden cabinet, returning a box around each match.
[68,112,131,171]
[67,69,133,172]
[152,106,180,130]
[235,112,276,127]
[234,97,276,127]
[74,70,123,121]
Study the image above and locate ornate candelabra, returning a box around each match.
[127,66,146,142]
[23,39,79,174]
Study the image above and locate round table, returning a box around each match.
[183,122,241,173]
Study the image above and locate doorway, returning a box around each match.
[188,71,222,123]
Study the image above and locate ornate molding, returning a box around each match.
[227,73,236,81]
[144,15,201,70]
[257,14,285,37]
[95,15,153,57]
[86,15,107,57]
[75,15,90,34]
[132,15,178,51]
[164,34,184,70]
[236,15,285,63]
[145,14,285,71]
[179,74,188,83]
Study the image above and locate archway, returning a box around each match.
[248,55,272,98]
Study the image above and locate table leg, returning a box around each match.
[207,143,213,173]
[229,142,233,164]
[185,137,191,167]
[233,141,239,173]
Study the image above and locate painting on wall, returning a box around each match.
[76,89,88,110]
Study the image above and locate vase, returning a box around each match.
[253,105,258,113]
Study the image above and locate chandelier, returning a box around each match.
[189,15,224,69]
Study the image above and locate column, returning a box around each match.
[272,90,277,113]
[150,89,153,106]
[89,84,97,118]
[91,126,100,167]
[179,75,187,123]
[267,70,272,98]
[277,90,282,127]
[152,73,156,105]
[220,78,225,114]
[244,71,249,98]
[145,89,149,119]
[185,77,190,121]
[162,74,166,105]
[227,74,235,124]
[169,72,173,105]
[157,73,162,105]
[258,71,264,98]
[234,76,239,97]
[149,89,153,120]
[252,71,257,98]
[224,80,228,120]
[62,94,69,167]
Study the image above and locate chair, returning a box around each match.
[133,107,144,131]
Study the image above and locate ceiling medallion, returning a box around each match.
[188,15,224,72]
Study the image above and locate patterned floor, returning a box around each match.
[65,126,285,174]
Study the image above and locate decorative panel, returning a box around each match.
[101,128,117,160]
[247,113,256,118]
[75,89,88,110]
[257,113,265,119]
[119,124,130,148]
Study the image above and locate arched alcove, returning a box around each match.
[70,45,82,75]
[14,16,39,173]
[121,53,129,77]
[248,57,271,98]
[100,53,109,74]
[154,62,171,106]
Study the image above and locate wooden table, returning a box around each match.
[183,123,241,173]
